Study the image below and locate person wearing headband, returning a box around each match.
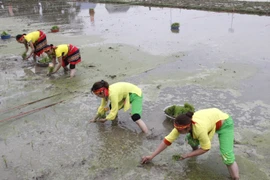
[16,30,47,61]
[141,108,239,180]
[43,44,81,78]
[89,80,149,134]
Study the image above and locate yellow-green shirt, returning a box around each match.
[164,108,229,150]
[97,82,142,120]
[24,31,40,43]
[55,44,69,58]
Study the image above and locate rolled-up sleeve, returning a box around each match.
[164,128,180,146]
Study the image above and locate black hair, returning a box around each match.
[174,112,194,126]
[43,44,54,49]
[91,80,109,92]
[16,34,26,40]
[174,112,194,135]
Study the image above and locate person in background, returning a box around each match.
[43,44,81,78]
[141,108,239,180]
[89,8,95,25]
[16,30,47,61]
[90,80,149,134]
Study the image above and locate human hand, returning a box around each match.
[141,156,152,164]
[46,72,54,76]
[97,118,107,123]
[89,118,97,123]
[179,154,188,160]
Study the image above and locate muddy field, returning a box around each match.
[1,1,270,180]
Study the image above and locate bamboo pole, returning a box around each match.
[0,93,61,114]
[0,100,64,123]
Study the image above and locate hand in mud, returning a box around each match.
[25,55,31,60]
[23,56,29,60]
[98,118,107,123]
[141,156,152,164]
[179,154,188,160]
[89,119,97,123]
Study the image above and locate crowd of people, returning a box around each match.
[15,30,239,180]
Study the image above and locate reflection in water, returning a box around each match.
[228,13,235,33]
[105,4,130,14]
[170,8,181,34]
[89,8,95,26]
[1,1,4,9]
[171,29,180,33]
[38,2,42,16]
[76,1,96,10]
[0,0,81,26]
[8,5,14,16]
[76,2,96,26]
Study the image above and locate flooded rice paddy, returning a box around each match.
[0,1,270,180]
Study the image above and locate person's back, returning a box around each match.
[192,108,229,130]
[109,82,141,98]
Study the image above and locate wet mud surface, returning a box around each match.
[1,1,270,180]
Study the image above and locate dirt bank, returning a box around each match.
[90,0,270,15]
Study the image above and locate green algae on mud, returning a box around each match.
[90,0,270,16]
[136,62,258,93]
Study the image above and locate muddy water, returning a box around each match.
[0,1,270,180]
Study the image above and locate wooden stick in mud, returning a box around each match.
[0,93,61,114]
[0,100,64,123]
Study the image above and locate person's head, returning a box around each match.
[91,80,109,98]
[16,34,26,43]
[174,112,194,134]
[43,44,55,55]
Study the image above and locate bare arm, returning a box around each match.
[53,56,63,73]
[52,56,56,66]
[24,42,29,53]
[89,114,102,123]
[26,41,35,59]
[89,98,107,123]
[141,141,168,164]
